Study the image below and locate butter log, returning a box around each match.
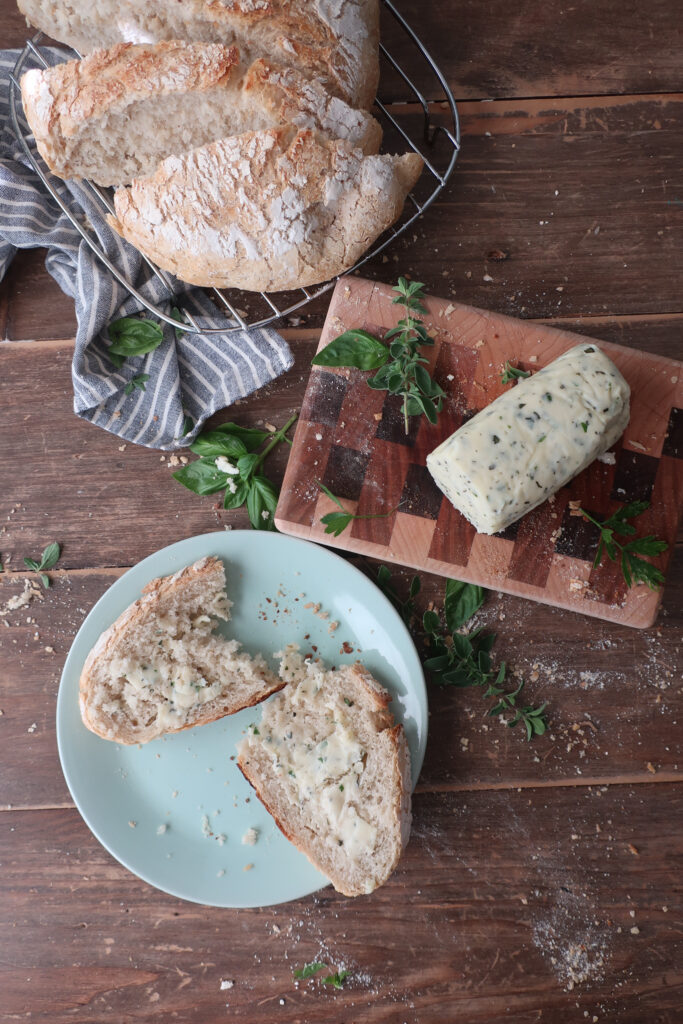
[426,344,630,535]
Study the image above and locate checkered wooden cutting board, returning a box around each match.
[275,278,683,628]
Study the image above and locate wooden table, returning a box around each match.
[1,3,681,1021]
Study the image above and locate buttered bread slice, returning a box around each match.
[79,556,283,744]
[237,646,412,896]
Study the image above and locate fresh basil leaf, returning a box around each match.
[180,414,195,437]
[223,479,250,510]
[444,579,485,633]
[108,317,164,359]
[246,475,278,530]
[23,557,40,571]
[39,572,50,589]
[190,431,247,459]
[213,422,271,451]
[422,609,441,634]
[172,460,228,496]
[237,453,260,481]
[312,330,389,371]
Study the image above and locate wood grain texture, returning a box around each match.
[1,553,680,810]
[1,93,681,340]
[1,786,681,1022]
[3,0,681,100]
[276,278,683,626]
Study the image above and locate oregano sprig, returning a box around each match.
[312,278,445,434]
[173,414,297,530]
[317,482,400,537]
[501,361,532,385]
[578,501,668,590]
[376,567,548,741]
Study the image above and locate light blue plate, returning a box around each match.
[57,531,427,907]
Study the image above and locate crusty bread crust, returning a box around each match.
[79,556,284,745]
[20,43,381,186]
[17,0,380,109]
[108,127,423,291]
[237,656,412,896]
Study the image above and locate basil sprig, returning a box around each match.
[173,415,297,530]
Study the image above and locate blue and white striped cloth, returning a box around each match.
[0,50,293,449]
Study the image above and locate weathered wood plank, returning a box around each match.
[2,0,681,101]
[1,786,681,1022]
[1,94,681,341]
[0,543,679,809]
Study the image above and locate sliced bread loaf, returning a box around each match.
[79,556,283,745]
[20,43,382,186]
[237,646,412,896]
[108,126,423,291]
[17,0,380,109]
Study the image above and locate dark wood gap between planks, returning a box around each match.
[2,772,682,816]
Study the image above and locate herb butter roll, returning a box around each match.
[426,344,630,535]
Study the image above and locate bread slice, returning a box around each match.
[79,556,283,745]
[108,126,423,291]
[17,0,380,109]
[20,43,382,186]
[237,646,412,896]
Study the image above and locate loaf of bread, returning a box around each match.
[21,42,382,186]
[108,126,423,291]
[17,0,380,109]
[79,556,283,745]
[238,646,412,896]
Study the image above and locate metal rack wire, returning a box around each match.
[8,0,460,334]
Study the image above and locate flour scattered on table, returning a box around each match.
[532,891,611,990]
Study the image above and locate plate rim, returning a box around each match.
[56,530,428,907]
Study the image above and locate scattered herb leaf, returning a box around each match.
[578,501,668,590]
[293,962,327,980]
[501,361,532,385]
[23,541,61,589]
[322,970,349,989]
[123,373,150,395]
[444,578,485,633]
[311,278,445,434]
[317,482,399,537]
[376,565,420,626]
[173,413,297,531]
[180,414,195,437]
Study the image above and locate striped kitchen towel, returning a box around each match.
[0,49,293,450]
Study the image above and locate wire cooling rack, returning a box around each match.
[8,0,460,334]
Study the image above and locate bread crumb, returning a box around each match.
[156,824,168,835]
[627,844,639,856]
[27,722,37,734]
[244,863,254,871]
[315,432,323,440]
[128,820,137,829]
[646,762,656,774]
[118,444,126,451]
[220,980,234,990]
[630,926,640,935]
[241,827,259,846]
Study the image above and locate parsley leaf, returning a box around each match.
[317,482,399,537]
[578,502,668,590]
